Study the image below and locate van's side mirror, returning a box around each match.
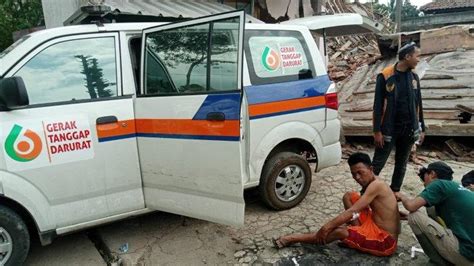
[0,77,29,111]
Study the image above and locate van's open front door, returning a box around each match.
[136,11,245,226]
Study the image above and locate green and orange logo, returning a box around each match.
[261,46,281,71]
[4,124,42,162]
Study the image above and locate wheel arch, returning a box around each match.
[0,196,38,243]
[249,121,323,185]
[265,138,318,165]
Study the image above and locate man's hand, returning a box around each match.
[399,210,409,220]
[315,225,331,245]
[394,191,408,202]
[374,132,384,148]
[418,132,425,145]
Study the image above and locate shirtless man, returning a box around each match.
[274,152,400,256]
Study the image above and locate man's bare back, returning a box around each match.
[362,179,400,238]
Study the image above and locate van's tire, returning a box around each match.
[0,205,30,266]
[259,152,312,210]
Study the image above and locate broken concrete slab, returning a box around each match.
[25,233,105,266]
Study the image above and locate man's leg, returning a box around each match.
[408,210,472,265]
[275,227,349,248]
[391,132,415,192]
[372,138,395,176]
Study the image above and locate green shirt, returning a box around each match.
[419,179,474,261]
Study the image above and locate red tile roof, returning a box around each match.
[420,0,474,12]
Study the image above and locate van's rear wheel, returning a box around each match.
[259,152,312,210]
[0,205,30,266]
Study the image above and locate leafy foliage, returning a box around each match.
[374,0,420,21]
[0,0,44,51]
[75,55,114,99]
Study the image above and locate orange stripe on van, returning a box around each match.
[135,119,240,137]
[249,96,326,117]
[96,119,136,139]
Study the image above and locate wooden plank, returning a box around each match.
[423,85,469,90]
[339,41,352,51]
[348,111,458,121]
[342,122,474,136]
[330,51,342,60]
[422,74,454,80]
[456,104,474,114]
[445,139,467,157]
[353,85,471,95]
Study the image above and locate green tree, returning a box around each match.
[75,55,114,99]
[0,0,44,51]
[374,0,420,21]
[401,0,419,19]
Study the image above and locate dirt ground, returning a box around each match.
[25,144,473,265]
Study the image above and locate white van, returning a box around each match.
[0,11,341,265]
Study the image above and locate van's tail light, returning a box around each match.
[325,92,338,110]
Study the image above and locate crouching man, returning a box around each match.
[396,162,474,265]
[274,152,400,257]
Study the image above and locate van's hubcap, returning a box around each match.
[0,227,13,264]
[275,165,305,202]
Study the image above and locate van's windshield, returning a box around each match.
[0,35,30,59]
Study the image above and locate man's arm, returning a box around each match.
[415,75,426,143]
[373,74,386,148]
[396,193,427,212]
[315,181,383,243]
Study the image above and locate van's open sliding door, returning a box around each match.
[136,11,246,226]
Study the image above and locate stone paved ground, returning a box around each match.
[26,146,472,265]
[227,146,473,265]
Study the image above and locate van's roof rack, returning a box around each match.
[64,5,188,26]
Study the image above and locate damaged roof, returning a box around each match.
[103,0,262,23]
[420,0,474,12]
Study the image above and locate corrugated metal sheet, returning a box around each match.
[104,0,262,22]
[42,0,261,28]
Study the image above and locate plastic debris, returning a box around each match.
[292,257,299,266]
[119,243,129,253]
[411,246,424,258]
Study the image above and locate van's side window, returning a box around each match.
[244,30,316,85]
[14,37,118,105]
[144,17,239,95]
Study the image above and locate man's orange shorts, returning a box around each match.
[342,192,397,257]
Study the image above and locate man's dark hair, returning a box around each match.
[426,161,453,181]
[348,152,372,168]
[398,42,418,61]
[462,170,474,187]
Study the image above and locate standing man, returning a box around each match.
[396,162,474,265]
[273,153,400,257]
[372,42,426,192]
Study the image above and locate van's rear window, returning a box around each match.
[244,30,316,85]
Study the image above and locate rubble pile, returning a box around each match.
[337,25,474,137]
[324,0,393,81]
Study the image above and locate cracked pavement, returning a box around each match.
[25,147,473,265]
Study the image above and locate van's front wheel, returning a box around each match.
[259,152,312,210]
[0,205,30,266]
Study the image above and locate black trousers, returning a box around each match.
[372,124,416,192]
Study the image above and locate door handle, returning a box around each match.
[96,116,118,125]
[206,112,225,121]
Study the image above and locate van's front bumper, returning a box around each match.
[316,141,342,172]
